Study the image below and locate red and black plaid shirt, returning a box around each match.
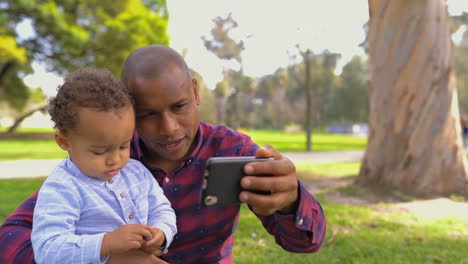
[0,122,326,264]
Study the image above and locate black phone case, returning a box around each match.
[201,156,271,207]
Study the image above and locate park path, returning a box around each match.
[0,151,364,179]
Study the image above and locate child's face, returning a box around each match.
[56,105,135,181]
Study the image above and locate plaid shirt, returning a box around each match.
[0,122,326,264]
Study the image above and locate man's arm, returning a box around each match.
[0,191,38,264]
[239,146,327,253]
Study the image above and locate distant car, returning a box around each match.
[326,123,368,137]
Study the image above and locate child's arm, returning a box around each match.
[142,167,177,254]
[32,177,105,264]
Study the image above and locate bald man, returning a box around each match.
[0,45,326,264]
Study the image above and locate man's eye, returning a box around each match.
[137,112,155,119]
[120,145,129,150]
[174,103,186,110]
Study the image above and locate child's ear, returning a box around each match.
[54,131,70,151]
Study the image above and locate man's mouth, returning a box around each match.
[159,138,184,152]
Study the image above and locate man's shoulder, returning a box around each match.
[199,122,258,157]
[201,122,251,140]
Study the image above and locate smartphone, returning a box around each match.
[201,156,272,207]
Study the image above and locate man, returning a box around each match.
[0,45,326,264]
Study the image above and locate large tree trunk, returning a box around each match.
[357,0,468,198]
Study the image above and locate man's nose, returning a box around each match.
[160,112,179,136]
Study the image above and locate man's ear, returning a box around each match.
[54,131,70,151]
[192,78,200,105]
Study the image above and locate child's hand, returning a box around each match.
[101,224,154,257]
[140,228,166,255]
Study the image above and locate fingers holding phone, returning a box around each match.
[239,146,299,216]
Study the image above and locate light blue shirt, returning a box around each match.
[31,157,177,264]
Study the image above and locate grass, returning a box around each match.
[0,139,66,160]
[0,129,366,161]
[0,127,66,161]
[0,127,54,133]
[1,163,467,263]
[233,203,468,264]
[244,130,367,152]
[0,177,44,223]
[296,162,361,178]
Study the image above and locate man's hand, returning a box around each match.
[239,145,299,216]
[141,228,166,255]
[107,249,169,264]
[101,224,154,257]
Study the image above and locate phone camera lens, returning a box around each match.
[204,195,218,206]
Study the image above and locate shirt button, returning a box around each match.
[165,177,170,183]
[108,179,113,184]
[120,193,125,198]
[129,214,134,220]
[298,218,304,225]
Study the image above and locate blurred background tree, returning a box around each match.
[0,0,169,131]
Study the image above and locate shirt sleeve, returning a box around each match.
[144,167,177,252]
[0,191,38,264]
[31,177,107,264]
[255,181,326,252]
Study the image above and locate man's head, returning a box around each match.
[49,68,135,180]
[121,45,200,171]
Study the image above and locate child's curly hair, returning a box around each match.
[49,68,132,133]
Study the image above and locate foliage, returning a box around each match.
[3,0,169,76]
[201,13,244,64]
[330,56,369,123]
[194,70,217,125]
[453,13,468,115]
[0,0,169,119]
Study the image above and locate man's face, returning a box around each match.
[130,66,200,169]
[56,106,135,181]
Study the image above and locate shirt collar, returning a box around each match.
[64,156,120,186]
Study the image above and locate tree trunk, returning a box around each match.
[303,50,313,152]
[215,96,227,125]
[7,104,49,133]
[357,0,468,198]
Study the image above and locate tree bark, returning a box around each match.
[299,48,313,152]
[357,0,468,198]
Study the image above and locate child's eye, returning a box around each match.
[120,146,129,150]
[92,151,105,155]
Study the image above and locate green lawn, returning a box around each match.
[0,177,44,223]
[0,129,366,161]
[244,129,367,152]
[1,163,466,264]
[0,139,67,160]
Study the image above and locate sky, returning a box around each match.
[21,0,468,97]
